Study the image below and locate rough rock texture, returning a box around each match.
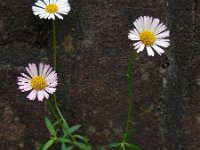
[0,0,199,150]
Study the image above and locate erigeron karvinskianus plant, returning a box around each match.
[109,16,170,150]
[17,0,92,150]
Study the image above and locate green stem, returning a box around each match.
[53,94,69,128]
[52,20,75,142]
[53,94,75,141]
[47,99,59,121]
[123,50,137,143]
[52,20,57,70]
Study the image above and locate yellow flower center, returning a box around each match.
[139,30,156,46]
[31,76,47,91]
[45,4,58,13]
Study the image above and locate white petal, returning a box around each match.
[134,42,143,50]
[43,90,49,99]
[37,91,44,101]
[150,18,160,31]
[128,32,139,41]
[40,13,49,19]
[133,41,141,46]
[42,64,50,77]
[58,7,70,14]
[146,16,153,30]
[155,24,167,35]
[45,67,53,77]
[137,44,145,53]
[152,45,165,55]
[32,6,45,12]
[21,73,31,79]
[47,80,58,87]
[29,63,38,77]
[134,18,142,33]
[26,66,34,78]
[46,71,56,80]
[55,13,63,19]
[35,1,46,8]
[27,90,37,100]
[144,16,150,30]
[155,40,170,48]
[129,29,139,36]
[17,77,29,83]
[43,0,50,5]
[39,63,44,76]
[48,14,55,20]
[136,16,144,31]
[146,46,155,56]
[45,87,56,94]
[156,30,170,39]
[56,0,69,6]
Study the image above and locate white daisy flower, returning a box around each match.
[32,0,71,20]
[128,16,170,56]
[17,63,58,101]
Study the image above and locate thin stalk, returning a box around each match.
[52,20,57,70]
[123,50,137,143]
[53,94,75,141]
[53,94,69,128]
[47,99,59,120]
[52,20,75,142]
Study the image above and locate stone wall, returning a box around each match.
[0,0,199,150]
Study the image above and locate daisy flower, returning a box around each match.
[17,63,58,101]
[128,16,170,56]
[32,0,71,20]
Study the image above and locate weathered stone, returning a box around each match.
[0,0,199,150]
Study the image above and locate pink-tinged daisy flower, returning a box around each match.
[128,16,170,56]
[32,0,71,20]
[17,63,58,101]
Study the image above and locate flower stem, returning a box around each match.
[47,99,59,121]
[123,50,137,143]
[52,20,57,70]
[53,94,69,128]
[52,20,75,142]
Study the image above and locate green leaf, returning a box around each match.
[61,143,74,150]
[45,117,56,136]
[125,129,136,141]
[42,139,55,150]
[38,144,44,150]
[73,135,89,143]
[125,143,141,150]
[73,141,91,150]
[68,125,82,134]
[100,146,106,150]
[57,137,71,143]
[109,143,121,148]
[61,122,70,137]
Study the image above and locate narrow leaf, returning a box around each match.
[109,143,121,148]
[45,117,56,136]
[57,137,71,143]
[73,135,89,143]
[73,141,91,150]
[42,139,55,150]
[125,143,141,150]
[61,143,73,150]
[38,144,44,150]
[68,125,82,134]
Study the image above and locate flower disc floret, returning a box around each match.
[139,30,156,46]
[45,4,58,13]
[31,76,47,91]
